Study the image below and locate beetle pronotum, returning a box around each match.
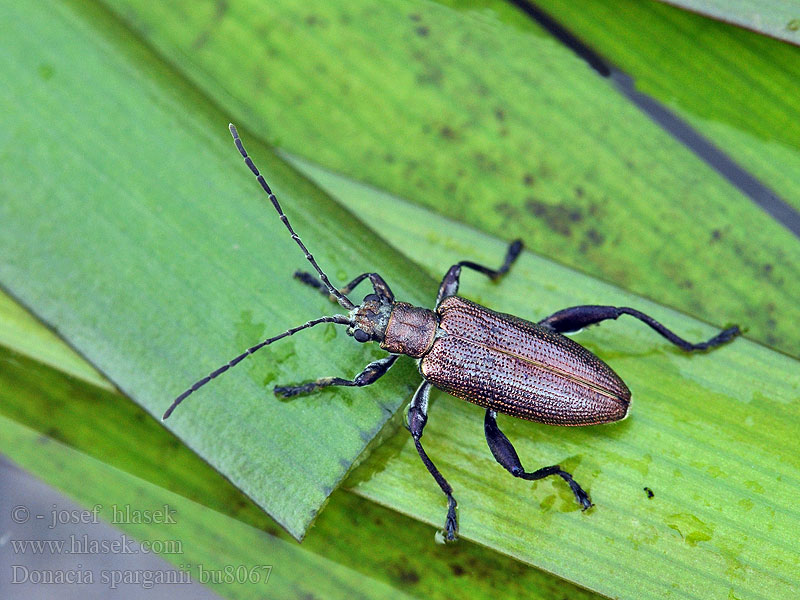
[164,124,741,540]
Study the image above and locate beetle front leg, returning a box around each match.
[407,381,459,541]
[274,355,398,398]
[435,240,523,307]
[295,271,395,303]
[539,305,740,352]
[484,410,592,510]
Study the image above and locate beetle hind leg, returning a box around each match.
[484,410,592,510]
[539,305,740,352]
[408,381,459,541]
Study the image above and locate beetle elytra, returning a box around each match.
[164,125,741,541]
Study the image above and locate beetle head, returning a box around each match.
[348,293,393,343]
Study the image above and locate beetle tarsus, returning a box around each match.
[443,494,458,542]
[550,468,593,510]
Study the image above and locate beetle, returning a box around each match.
[163,124,741,541]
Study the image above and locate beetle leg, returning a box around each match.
[407,381,459,541]
[484,410,593,510]
[274,355,398,398]
[539,305,740,352]
[435,240,523,307]
[295,271,394,303]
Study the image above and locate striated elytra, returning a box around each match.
[164,125,741,541]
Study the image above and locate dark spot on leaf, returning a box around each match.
[416,64,443,86]
[586,228,604,245]
[450,563,466,576]
[384,153,395,163]
[474,152,497,172]
[523,173,535,186]
[440,125,456,139]
[494,107,505,121]
[495,202,519,220]
[525,198,580,237]
[644,487,654,498]
[415,25,429,37]
[711,229,722,242]
[305,14,327,27]
[394,566,420,584]
[339,458,350,470]
[38,63,54,80]
[764,263,773,274]
[41,427,66,443]
[191,0,228,50]
[409,13,422,21]
[575,186,584,198]
[679,279,694,289]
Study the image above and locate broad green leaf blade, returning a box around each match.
[656,0,800,46]
[100,0,800,358]
[534,0,800,218]
[290,157,800,600]
[0,340,602,600]
[0,0,435,539]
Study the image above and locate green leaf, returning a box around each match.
[0,0,435,539]
[654,0,800,46]
[287,157,800,600]
[99,0,800,358]
[0,336,601,600]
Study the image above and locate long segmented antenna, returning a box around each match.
[163,314,350,420]
[229,124,356,310]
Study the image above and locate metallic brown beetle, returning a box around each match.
[164,125,741,541]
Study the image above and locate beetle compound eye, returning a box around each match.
[354,329,370,343]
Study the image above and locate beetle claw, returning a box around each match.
[443,495,458,542]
